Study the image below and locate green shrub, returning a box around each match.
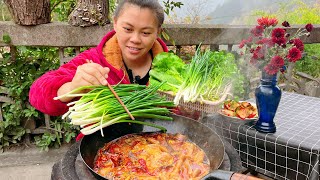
[0,45,80,152]
[296,44,320,78]
[0,0,85,152]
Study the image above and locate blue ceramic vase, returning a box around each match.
[254,71,281,133]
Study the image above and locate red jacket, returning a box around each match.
[29,30,168,116]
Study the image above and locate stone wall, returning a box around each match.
[1,21,320,47]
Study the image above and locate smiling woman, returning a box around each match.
[28,0,168,140]
[113,1,162,84]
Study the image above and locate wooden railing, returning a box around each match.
[1,21,320,134]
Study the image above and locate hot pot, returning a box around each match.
[79,114,261,180]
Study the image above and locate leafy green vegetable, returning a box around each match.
[149,52,186,93]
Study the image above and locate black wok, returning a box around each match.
[79,114,260,180]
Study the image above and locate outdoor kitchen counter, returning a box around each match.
[201,92,320,180]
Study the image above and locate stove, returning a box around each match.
[51,139,244,180]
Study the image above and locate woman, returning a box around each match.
[29,0,168,116]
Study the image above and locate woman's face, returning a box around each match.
[113,4,160,62]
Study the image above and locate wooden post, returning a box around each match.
[227,44,233,52]
[210,44,219,51]
[68,0,110,27]
[4,0,51,25]
[175,45,181,56]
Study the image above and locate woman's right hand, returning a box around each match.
[57,60,110,102]
[71,60,110,88]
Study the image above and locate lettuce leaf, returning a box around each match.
[150,52,186,93]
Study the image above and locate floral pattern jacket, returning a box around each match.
[29,30,168,116]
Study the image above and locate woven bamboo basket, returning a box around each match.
[158,84,232,114]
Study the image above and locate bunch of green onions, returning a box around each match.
[174,47,234,104]
[54,83,175,136]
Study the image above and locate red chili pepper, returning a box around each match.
[131,167,142,173]
[138,158,147,170]
[106,153,120,166]
[94,154,110,167]
[124,157,133,167]
[131,140,140,147]
[137,158,155,175]
[108,143,120,154]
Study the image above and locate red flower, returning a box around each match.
[305,23,313,32]
[292,38,304,51]
[282,21,290,27]
[257,17,278,27]
[272,37,286,46]
[255,39,263,44]
[272,28,286,38]
[256,38,274,47]
[239,17,311,75]
[239,37,252,48]
[252,46,265,59]
[251,25,264,37]
[287,47,302,62]
[257,17,269,26]
[269,18,278,27]
[239,40,246,48]
[264,64,279,75]
[270,56,285,68]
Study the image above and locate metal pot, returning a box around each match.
[79,114,260,180]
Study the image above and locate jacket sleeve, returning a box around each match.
[29,48,98,116]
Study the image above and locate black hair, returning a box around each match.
[114,0,164,27]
